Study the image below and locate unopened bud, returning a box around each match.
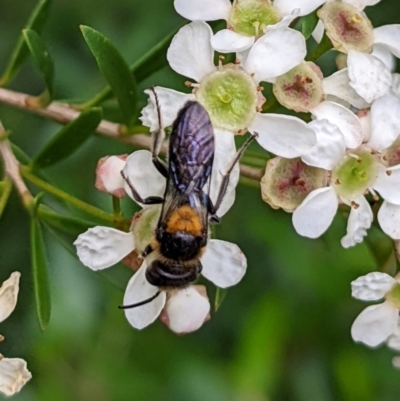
[95,155,127,198]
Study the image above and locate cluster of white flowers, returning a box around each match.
[75,0,400,358]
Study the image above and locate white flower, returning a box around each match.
[315,0,399,103]
[351,272,400,348]
[0,272,32,396]
[74,150,248,331]
[174,0,326,53]
[293,92,400,247]
[141,21,316,159]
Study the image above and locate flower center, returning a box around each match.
[273,62,324,113]
[228,0,280,37]
[332,149,378,201]
[317,1,374,53]
[261,157,328,212]
[132,206,161,254]
[195,64,259,132]
[386,283,400,309]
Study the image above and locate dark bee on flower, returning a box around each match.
[120,92,256,308]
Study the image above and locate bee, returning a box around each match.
[119,92,257,309]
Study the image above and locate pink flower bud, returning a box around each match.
[95,155,127,198]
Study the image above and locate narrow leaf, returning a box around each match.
[302,11,319,40]
[79,26,180,108]
[38,204,97,236]
[30,107,102,169]
[30,217,51,330]
[80,26,138,126]
[22,28,54,106]
[214,287,228,312]
[0,0,52,86]
[0,179,12,219]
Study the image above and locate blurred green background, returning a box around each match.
[1,0,400,400]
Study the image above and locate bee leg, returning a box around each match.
[121,171,164,205]
[209,132,258,216]
[150,87,169,179]
[142,244,153,257]
[152,153,169,178]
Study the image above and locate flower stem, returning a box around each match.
[20,165,119,224]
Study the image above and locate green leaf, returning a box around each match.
[38,204,96,236]
[30,216,51,330]
[22,28,55,107]
[0,0,52,86]
[306,32,333,62]
[30,107,102,169]
[0,179,12,219]
[302,11,319,39]
[214,287,228,312]
[79,26,180,109]
[80,25,138,126]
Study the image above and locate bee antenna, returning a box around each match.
[118,291,161,309]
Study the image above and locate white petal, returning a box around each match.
[210,129,238,217]
[311,101,363,149]
[392,73,400,98]
[373,165,400,204]
[211,30,254,53]
[341,196,373,248]
[167,21,215,81]
[302,119,346,170]
[368,90,400,151]
[174,0,231,21]
[292,187,338,238]
[351,301,398,347]
[373,25,400,58]
[372,45,396,72]
[201,239,247,288]
[378,201,400,240]
[244,27,306,83]
[347,50,393,103]
[140,87,195,132]
[74,227,135,270]
[164,287,210,334]
[312,20,325,43]
[0,272,20,323]
[269,10,300,29]
[123,150,166,205]
[343,0,381,8]
[0,358,32,396]
[123,263,166,330]
[351,271,396,301]
[322,69,370,109]
[249,113,316,158]
[273,0,326,17]
[387,317,400,351]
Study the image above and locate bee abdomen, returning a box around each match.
[146,260,202,288]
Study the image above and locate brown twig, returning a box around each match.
[0,121,33,207]
[0,88,264,181]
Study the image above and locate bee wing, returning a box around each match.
[169,101,214,193]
